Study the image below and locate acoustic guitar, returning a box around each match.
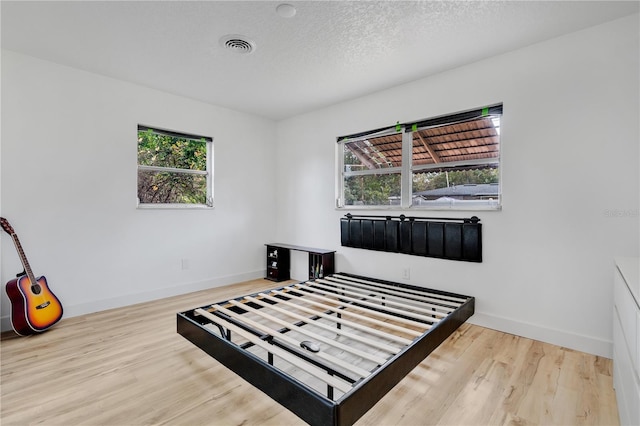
[1,217,63,335]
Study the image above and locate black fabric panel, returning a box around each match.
[340,219,350,246]
[340,216,482,262]
[361,220,374,249]
[444,224,462,260]
[412,222,428,255]
[349,220,362,248]
[427,223,444,257]
[385,221,398,252]
[399,221,412,254]
[373,221,386,250]
[462,224,481,262]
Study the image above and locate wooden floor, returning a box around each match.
[1,279,619,426]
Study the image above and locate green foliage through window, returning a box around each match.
[412,168,499,193]
[345,173,401,206]
[137,126,212,206]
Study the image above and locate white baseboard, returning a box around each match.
[469,311,612,358]
[1,270,264,333]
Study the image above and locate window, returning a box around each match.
[137,125,213,208]
[337,105,502,210]
[342,130,402,206]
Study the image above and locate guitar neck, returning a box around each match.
[10,233,38,284]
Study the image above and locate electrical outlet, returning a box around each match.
[181,259,189,270]
[402,267,410,280]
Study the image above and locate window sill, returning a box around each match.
[337,201,501,212]
[137,203,214,210]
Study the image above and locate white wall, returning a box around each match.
[1,50,278,330]
[275,15,640,357]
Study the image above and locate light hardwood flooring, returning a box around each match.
[1,279,619,425]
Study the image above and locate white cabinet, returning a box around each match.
[613,257,640,426]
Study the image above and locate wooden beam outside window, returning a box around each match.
[415,131,441,164]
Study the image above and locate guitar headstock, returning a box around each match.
[0,217,15,235]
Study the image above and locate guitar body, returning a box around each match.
[5,274,63,335]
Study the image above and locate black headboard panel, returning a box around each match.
[340,214,482,262]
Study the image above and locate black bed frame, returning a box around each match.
[177,273,474,426]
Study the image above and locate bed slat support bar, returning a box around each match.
[256,292,413,345]
[270,288,422,339]
[295,282,442,326]
[242,295,402,354]
[195,308,353,393]
[291,285,432,330]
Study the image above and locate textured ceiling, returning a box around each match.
[2,1,638,120]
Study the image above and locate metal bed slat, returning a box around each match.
[225,299,387,366]
[332,273,468,303]
[194,308,353,393]
[302,281,447,320]
[319,277,456,314]
[214,303,373,378]
[290,285,433,330]
[244,295,401,354]
[325,275,463,308]
[314,279,452,316]
[258,291,413,345]
[270,289,422,339]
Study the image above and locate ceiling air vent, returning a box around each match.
[219,34,256,54]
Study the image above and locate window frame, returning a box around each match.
[337,126,405,208]
[336,105,502,211]
[137,125,214,209]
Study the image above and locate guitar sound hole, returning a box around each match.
[31,285,42,295]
